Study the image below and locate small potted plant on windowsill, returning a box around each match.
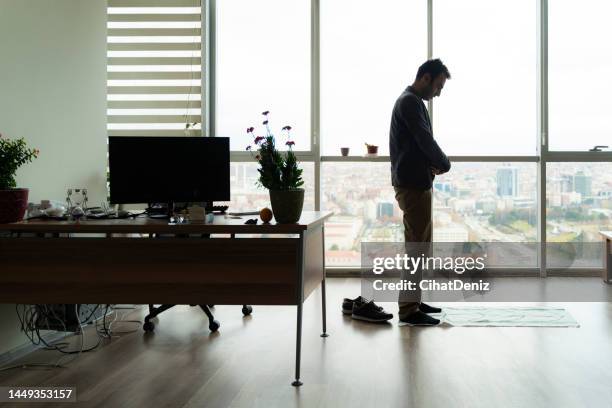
[365,143,378,156]
[246,111,304,223]
[0,133,39,223]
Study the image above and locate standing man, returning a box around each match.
[390,59,451,326]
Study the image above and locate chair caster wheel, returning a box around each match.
[209,320,220,332]
[242,305,253,316]
[143,321,155,332]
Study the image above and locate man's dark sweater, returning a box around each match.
[389,86,451,190]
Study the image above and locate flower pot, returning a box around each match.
[269,189,304,224]
[0,188,29,224]
[366,145,378,155]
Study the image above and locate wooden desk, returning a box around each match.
[0,211,333,386]
[601,231,612,283]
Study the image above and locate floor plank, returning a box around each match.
[1,278,611,408]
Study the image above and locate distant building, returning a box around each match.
[434,211,452,226]
[549,175,573,195]
[549,193,562,207]
[512,197,535,209]
[589,208,612,218]
[364,201,377,221]
[476,198,497,214]
[450,198,475,213]
[376,202,394,219]
[574,171,592,198]
[325,216,363,250]
[325,250,361,267]
[497,166,519,197]
[434,224,469,242]
[457,189,471,198]
[433,182,452,193]
[560,174,574,193]
[561,192,581,206]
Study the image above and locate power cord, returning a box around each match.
[0,304,143,372]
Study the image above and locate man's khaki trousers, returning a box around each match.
[393,186,432,318]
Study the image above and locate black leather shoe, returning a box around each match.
[342,296,383,315]
[352,300,393,323]
[419,302,442,314]
[342,296,364,314]
[399,310,440,326]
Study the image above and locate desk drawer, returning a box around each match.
[0,237,301,305]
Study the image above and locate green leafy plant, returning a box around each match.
[0,133,39,190]
[246,111,304,190]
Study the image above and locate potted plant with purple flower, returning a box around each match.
[0,133,39,223]
[246,111,304,223]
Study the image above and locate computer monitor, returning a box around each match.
[108,136,230,206]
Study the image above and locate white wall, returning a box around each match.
[0,0,107,356]
[0,0,107,205]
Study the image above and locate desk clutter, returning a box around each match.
[26,200,137,221]
[24,196,278,226]
[24,199,239,224]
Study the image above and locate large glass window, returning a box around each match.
[322,163,400,267]
[546,162,612,268]
[320,0,426,156]
[211,1,609,273]
[433,0,537,155]
[546,163,612,242]
[549,1,612,151]
[322,162,537,266]
[433,162,537,242]
[216,0,310,152]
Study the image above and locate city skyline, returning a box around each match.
[228,162,612,267]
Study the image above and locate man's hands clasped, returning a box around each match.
[430,166,445,175]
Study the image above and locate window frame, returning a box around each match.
[204,0,612,275]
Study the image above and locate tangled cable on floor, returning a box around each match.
[0,304,142,372]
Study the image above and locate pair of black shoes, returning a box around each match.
[342,296,393,323]
[399,303,442,326]
[342,296,443,326]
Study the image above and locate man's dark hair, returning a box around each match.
[416,58,451,80]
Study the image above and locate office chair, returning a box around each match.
[142,231,254,333]
[143,304,253,332]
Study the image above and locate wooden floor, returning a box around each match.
[1,278,612,408]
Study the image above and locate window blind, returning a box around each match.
[107,0,203,137]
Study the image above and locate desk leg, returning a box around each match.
[320,225,329,338]
[292,302,303,387]
[321,278,329,337]
[605,238,611,284]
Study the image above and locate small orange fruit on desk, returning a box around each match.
[259,207,273,223]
